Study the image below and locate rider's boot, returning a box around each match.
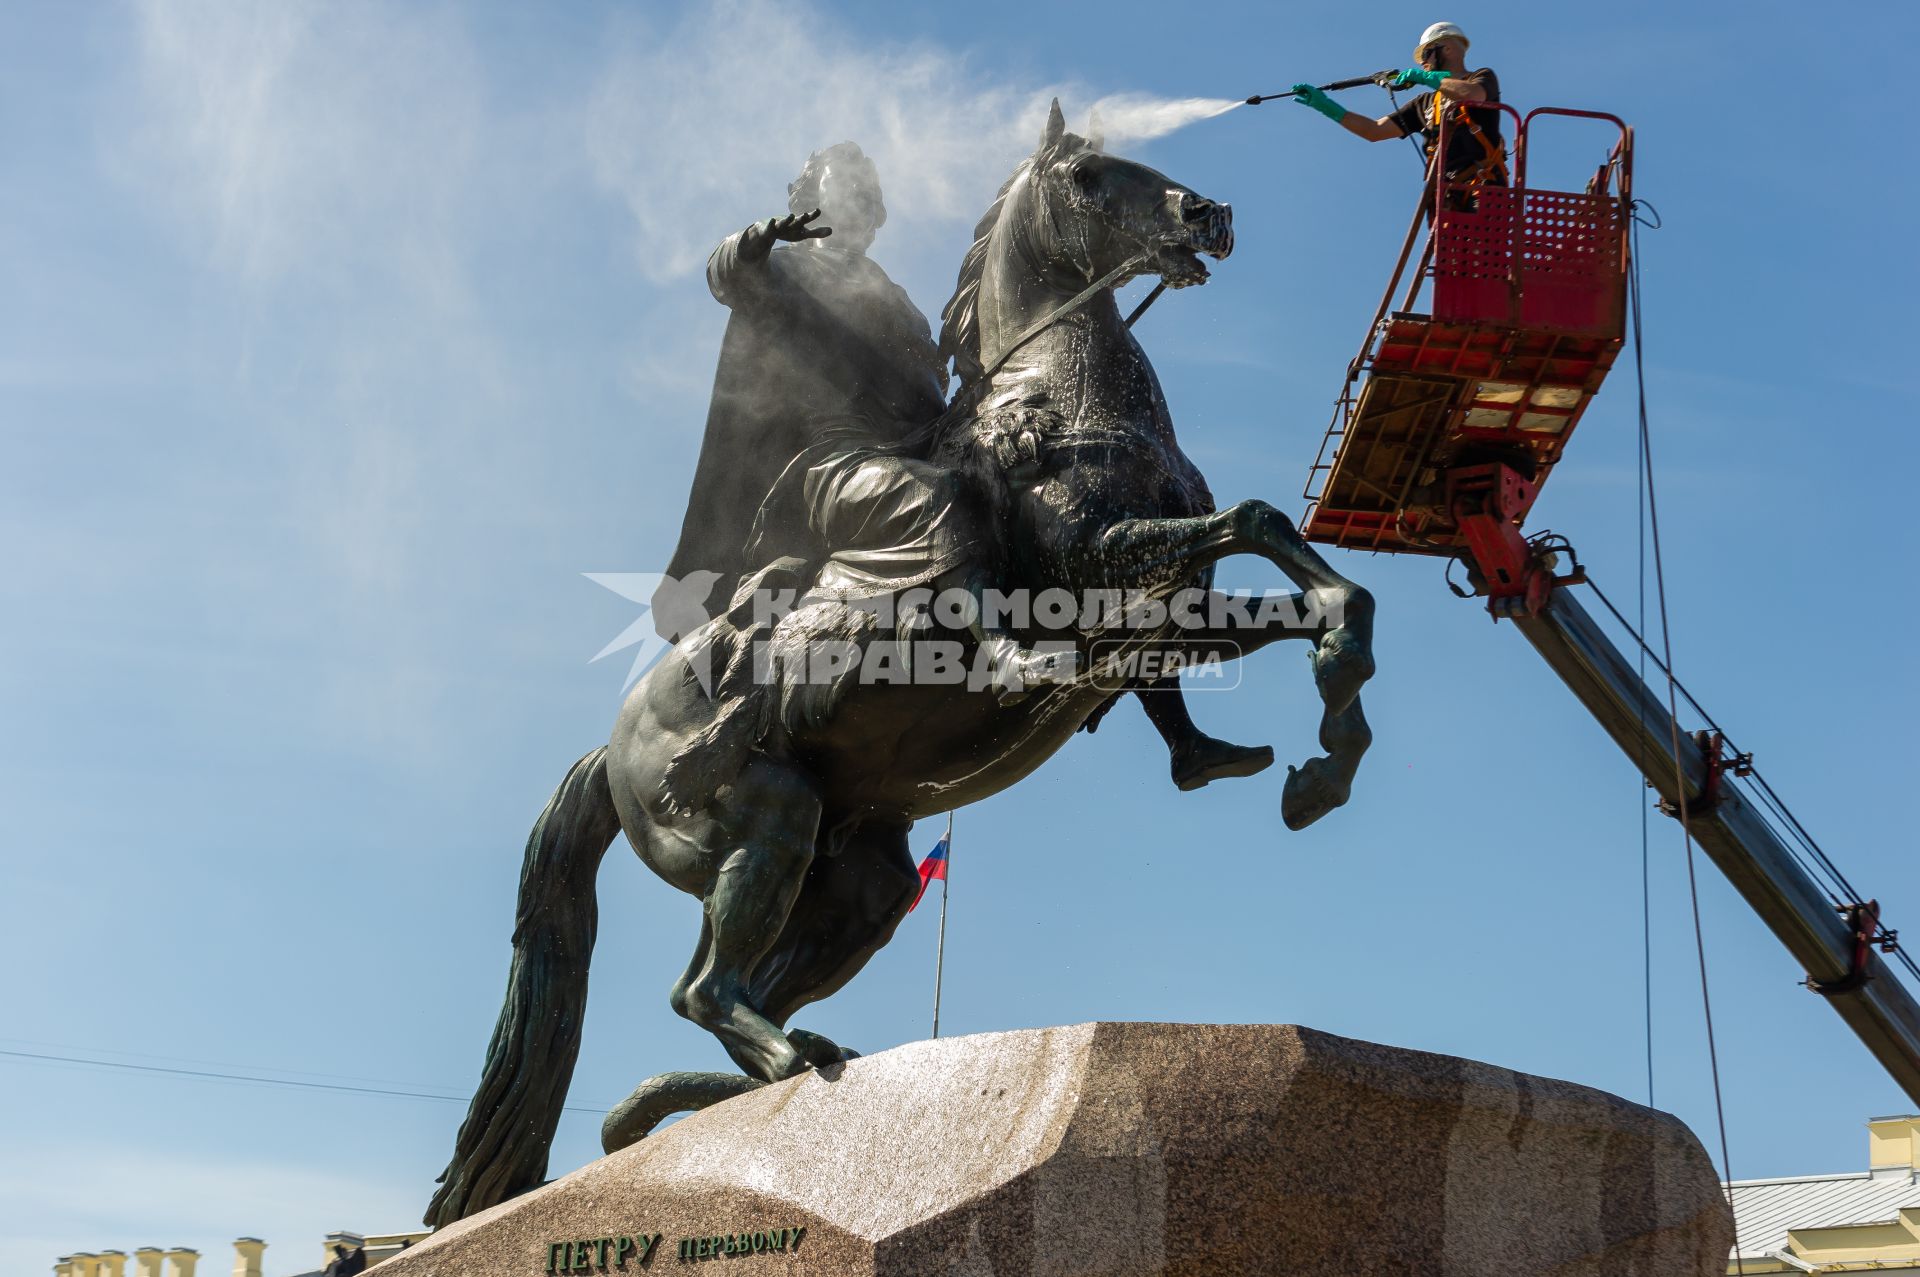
[1137,679,1275,791]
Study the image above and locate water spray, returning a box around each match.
[1090,94,1249,142]
[1245,72,1395,105]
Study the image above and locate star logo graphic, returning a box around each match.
[584,570,724,693]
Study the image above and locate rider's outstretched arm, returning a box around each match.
[707,210,831,309]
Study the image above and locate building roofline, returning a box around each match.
[1724,1171,1873,1188]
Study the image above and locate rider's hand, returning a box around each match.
[770,209,833,243]
[741,209,832,261]
[1290,84,1347,123]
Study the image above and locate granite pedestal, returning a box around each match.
[387,1023,1732,1276]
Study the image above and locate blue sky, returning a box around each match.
[4,0,1917,1271]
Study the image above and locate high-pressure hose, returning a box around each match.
[1246,72,1394,105]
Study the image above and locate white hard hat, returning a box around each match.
[1416,21,1470,56]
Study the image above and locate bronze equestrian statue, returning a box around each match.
[425,103,1374,1229]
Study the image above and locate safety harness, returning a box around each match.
[1428,92,1508,186]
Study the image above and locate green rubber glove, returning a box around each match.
[1393,67,1452,90]
[1291,83,1347,123]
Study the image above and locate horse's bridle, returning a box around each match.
[975,146,1223,381]
[958,162,1158,396]
[971,252,1146,390]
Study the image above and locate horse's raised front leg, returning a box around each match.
[1163,588,1344,660]
[1222,500,1376,718]
[1087,500,1374,715]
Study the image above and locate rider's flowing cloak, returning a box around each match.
[657,225,953,631]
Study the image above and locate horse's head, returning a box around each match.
[1025,98,1233,289]
[941,100,1236,388]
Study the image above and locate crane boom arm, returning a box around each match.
[1513,588,1920,1103]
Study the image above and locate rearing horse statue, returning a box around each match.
[425,102,1375,1228]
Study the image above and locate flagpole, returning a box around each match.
[932,810,953,1039]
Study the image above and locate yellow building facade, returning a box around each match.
[1730,1116,1920,1273]
[53,1231,428,1277]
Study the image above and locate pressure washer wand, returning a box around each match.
[1246,72,1393,105]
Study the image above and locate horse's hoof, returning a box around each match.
[1281,758,1351,830]
[1173,738,1275,791]
[787,1027,856,1069]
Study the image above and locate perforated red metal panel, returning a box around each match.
[1432,188,1624,336]
[1518,189,1625,335]
[1431,188,1518,326]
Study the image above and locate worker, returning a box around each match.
[1290,22,1507,191]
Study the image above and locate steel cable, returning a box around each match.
[1626,211,1743,1268]
[0,1046,615,1115]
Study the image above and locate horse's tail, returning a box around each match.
[424,747,623,1228]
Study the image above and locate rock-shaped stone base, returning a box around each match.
[389,1023,1731,1276]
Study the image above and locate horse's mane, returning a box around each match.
[938,156,1035,393]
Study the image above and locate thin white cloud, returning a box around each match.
[582,0,1067,283]
[113,0,489,294]
[85,1,551,755]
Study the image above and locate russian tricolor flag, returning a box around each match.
[909,836,949,912]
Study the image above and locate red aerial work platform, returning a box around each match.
[1295,107,1920,1105]
[1302,107,1633,613]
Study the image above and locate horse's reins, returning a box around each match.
[965,164,1198,395]
[924,254,1139,444]
[971,253,1147,389]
